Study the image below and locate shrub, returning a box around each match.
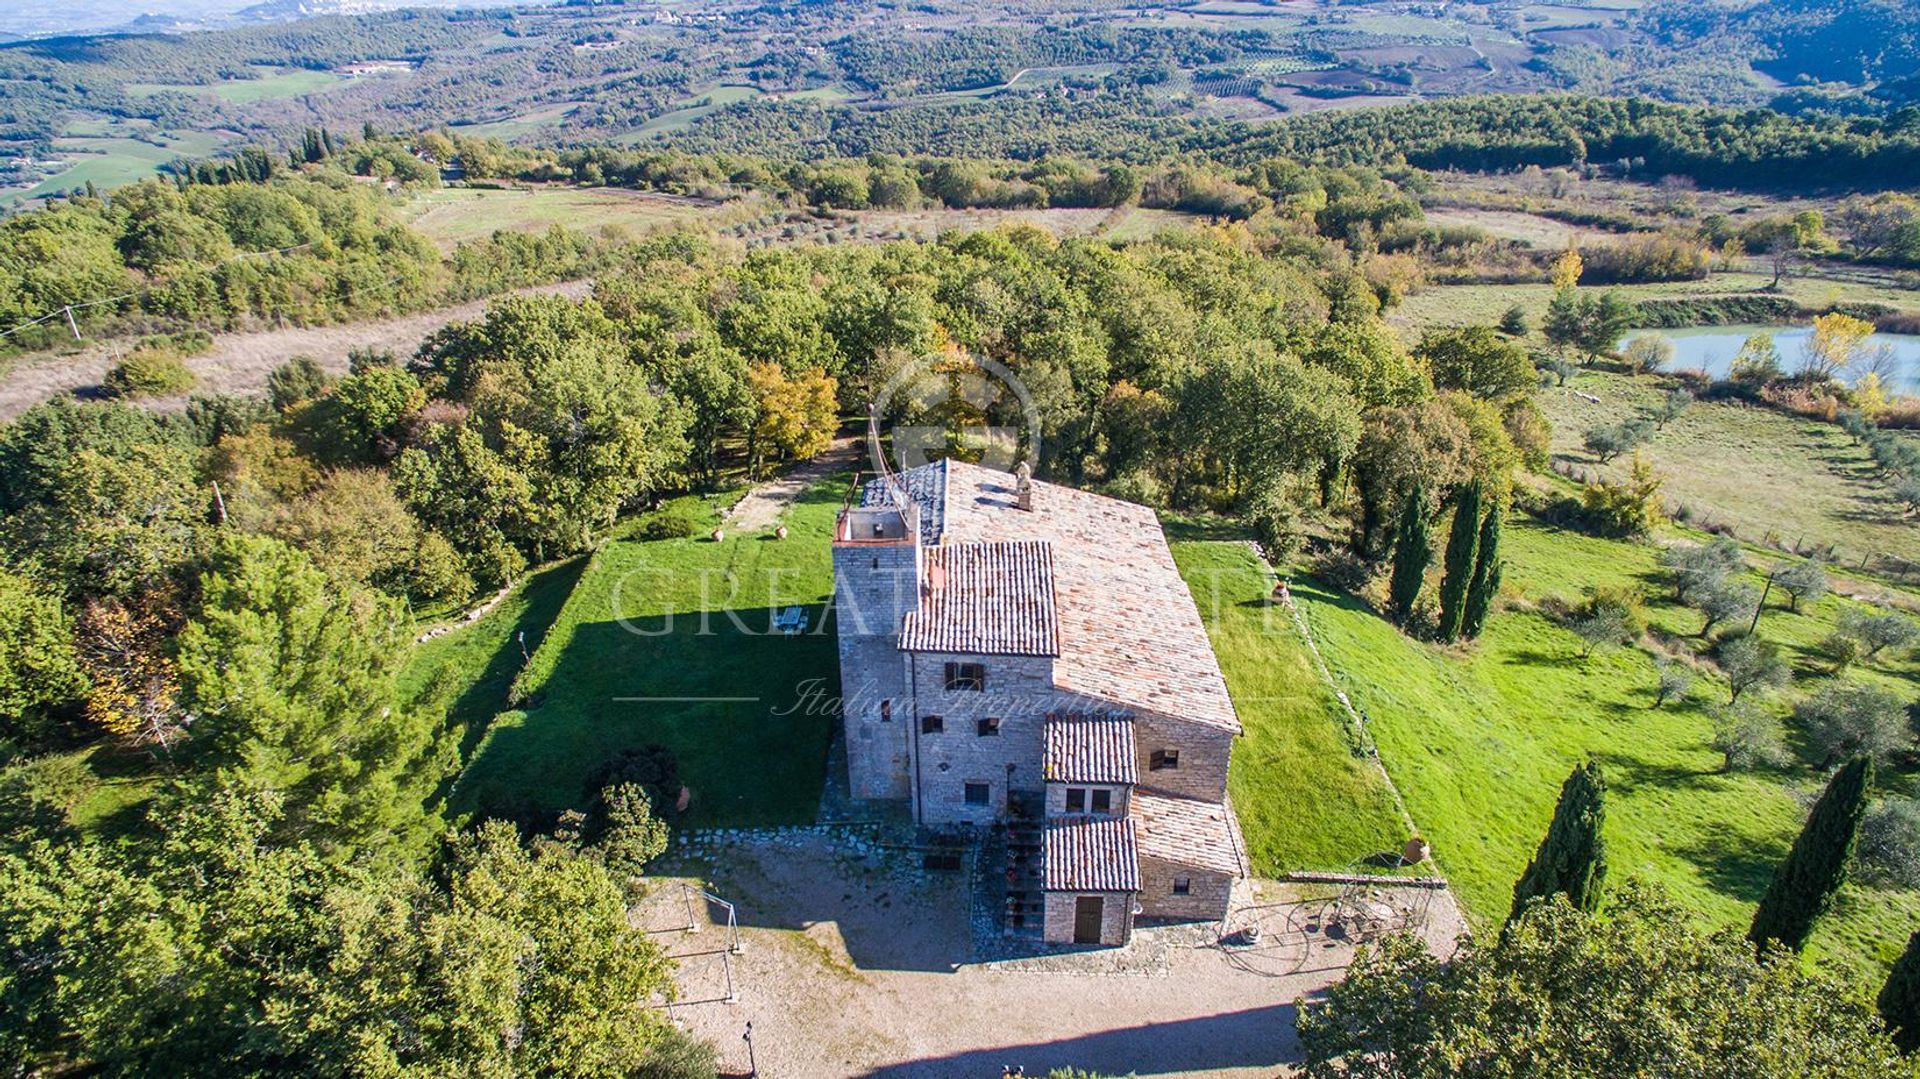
[1661,536,1745,605]
[636,512,700,541]
[1709,698,1788,772]
[1795,680,1909,768]
[1579,232,1712,284]
[1247,485,1305,565]
[1106,468,1166,508]
[1653,658,1695,708]
[1313,549,1374,595]
[1838,609,1920,660]
[1718,635,1791,702]
[268,355,332,411]
[102,347,196,399]
[1774,559,1830,611]
[1579,453,1664,537]
[586,744,683,815]
[1582,420,1650,463]
[1621,334,1676,374]
[1857,797,1920,888]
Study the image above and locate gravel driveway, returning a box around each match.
[642,829,1464,1079]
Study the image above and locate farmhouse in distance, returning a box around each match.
[833,457,1247,947]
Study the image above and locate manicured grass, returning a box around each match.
[1171,541,1409,872]
[401,185,731,248]
[1294,513,1920,987]
[1539,368,1920,568]
[399,556,592,765]
[453,482,840,829]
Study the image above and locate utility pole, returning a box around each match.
[1749,570,1775,636]
[743,1021,756,1077]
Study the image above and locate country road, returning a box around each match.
[0,278,595,421]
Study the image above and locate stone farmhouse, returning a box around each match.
[832,458,1246,947]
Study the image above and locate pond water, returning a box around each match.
[1619,324,1920,393]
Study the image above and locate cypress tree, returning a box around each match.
[1509,760,1608,923]
[1387,483,1430,626]
[1436,481,1482,641]
[1462,503,1503,639]
[1880,930,1920,1053]
[1750,754,1873,953]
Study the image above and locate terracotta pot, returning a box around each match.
[710,528,725,543]
[775,525,789,540]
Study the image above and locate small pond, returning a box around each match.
[1618,324,1920,393]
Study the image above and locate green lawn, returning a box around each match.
[452,483,840,829]
[399,556,592,765]
[1171,541,1409,872]
[1294,513,1920,987]
[1539,368,1920,568]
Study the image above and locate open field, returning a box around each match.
[400,185,736,247]
[2,130,226,206]
[0,279,593,422]
[1539,368,1920,568]
[1172,541,1409,873]
[452,481,840,829]
[634,84,766,135]
[450,100,592,141]
[1422,206,1608,248]
[1294,513,1920,987]
[1390,273,1920,333]
[128,66,345,103]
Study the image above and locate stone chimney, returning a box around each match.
[1015,461,1034,511]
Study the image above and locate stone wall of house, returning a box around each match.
[1133,713,1234,803]
[1137,855,1233,924]
[1042,889,1134,946]
[1044,780,1131,818]
[907,651,1072,826]
[832,539,922,801]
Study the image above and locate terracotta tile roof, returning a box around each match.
[1133,790,1245,877]
[900,540,1060,657]
[932,460,1241,733]
[1043,816,1140,892]
[1043,714,1138,785]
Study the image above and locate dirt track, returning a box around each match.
[0,278,593,421]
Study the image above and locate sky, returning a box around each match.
[0,0,538,40]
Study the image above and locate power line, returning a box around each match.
[0,240,323,344]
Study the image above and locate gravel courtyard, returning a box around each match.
[640,829,1465,1079]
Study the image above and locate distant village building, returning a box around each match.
[833,459,1246,946]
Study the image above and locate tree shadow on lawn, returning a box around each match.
[457,604,839,832]
[1592,749,1726,793]
[1668,822,1790,905]
[451,557,590,760]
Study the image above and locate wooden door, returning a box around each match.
[1073,895,1103,944]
